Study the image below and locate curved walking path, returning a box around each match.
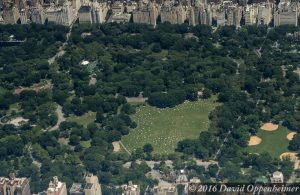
[48,105,65,131]
[48,21,74,65]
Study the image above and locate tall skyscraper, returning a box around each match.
[0,173,31,195]
[84,174,101,195]
[257,3,272,25]
[132,1,159,26]
[78,2,108,24]
[44,1,74,26]
[122,181,140,195]
[274,2,298,27]
[216,8,226,26]
[187,6,196,26]
[2,5,20,24]
[226,5,242,27]
[160,2,187,24]
[69,173,102,195]
[31,5,46,24]
[46,176,67,195]
[244,5,258,25]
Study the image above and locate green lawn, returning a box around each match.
[0,87,7,95]
[149,49,168,60]
[80,140,91,148]
[67,112,96,127]
[7,103,21,114]
[248,126,292,158]
[122,98,218,154]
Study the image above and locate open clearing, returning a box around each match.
[13,80,52,95]
[7,117,28,126]
[80,140,91,148]
[248,126,292,158]
[112,141,121,152]
[67,111,96,127]
[121,98,218,154]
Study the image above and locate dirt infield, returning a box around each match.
[112,141,121,152]
[261,123,279,131]
[280,152,297,161]
[248,136,262,146]
[287,132,297,140]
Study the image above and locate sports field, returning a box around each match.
[121,98,218,154]
[248,126,292,158]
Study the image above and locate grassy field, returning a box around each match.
[149,49,168,60]
[80,140,91,148]
[248,126,292,158]
[0,87,7,95]
[67,111,96,127]
[121,98,218,154]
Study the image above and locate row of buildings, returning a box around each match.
[132,0,299,27]
[1,0,80,25]
[0,173,101,195]
[0,171,285,195]
[0,0,299,27]
[2,0,300,27]
[0,173,200,195]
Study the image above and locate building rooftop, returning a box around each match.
[107,13,131,23]
[78,5,91,13]
[47,176,66,194]
[84,183,93,190]
[273,171,283,178]
[70,183,84,193]
[190,177,201,183]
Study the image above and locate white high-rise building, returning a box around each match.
[270,171,284,183]
[257,3,272,26]
[0,174,31,195]
[2,6,20,24]
[78,2,108,24]
[78,5,92,23]
[160,2,187,24]
[244,5,258,25]
[44,1,74,26]
[226,5,242,27]
[72,0,81,11]
[69,173,102,195]
[132,1,159,26]
[274,2,298,27]
[91,2,108,24]
[46,176,67,195]
[216,9,226,26]
[200,6,212,26]
[61,1,74,26]
[31,5,46,24]
[19,8,28,24]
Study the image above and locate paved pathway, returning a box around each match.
[48,105,66,131]
[119,141,131,155]
[47,20,74,65]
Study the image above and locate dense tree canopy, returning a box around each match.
[0,22,300,192]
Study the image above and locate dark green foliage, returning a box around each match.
[143,143,154,153]
[148,90,186,108]
[1,22,300,191]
